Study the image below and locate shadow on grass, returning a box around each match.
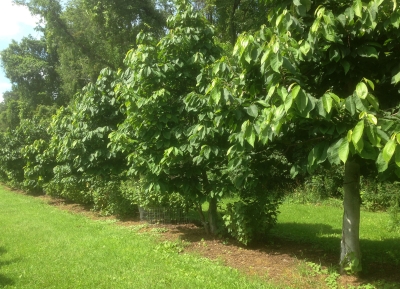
[270,223,400,284]
[0,246,15,287]
[173,222,400,284]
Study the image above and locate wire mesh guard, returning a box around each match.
[138,206,189,224]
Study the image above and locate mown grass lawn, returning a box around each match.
[273,201,400,268]
[0,187,275,289]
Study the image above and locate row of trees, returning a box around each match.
[1,0,400,273]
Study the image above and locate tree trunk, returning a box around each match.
[197,202,209,235]
[208,196,218,235]
[201,170,218,235]
[340,160,362,274]
[229,0,241,44]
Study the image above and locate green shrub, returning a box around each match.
[90,178,136,216]
[360,178,400,211]
[222,196,281,245]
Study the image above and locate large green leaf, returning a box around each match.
[296,89,308,113]
[345,96,356,115]
[327,138,342,165]
[338,138,350,163]
[316,99,326,117]
[357,46,378,59]
[366,93,379,111]
[352,120,364,145]
[353,0,363,17]
[284,93,293,112]
[355,82,368,99]
[359,142,378,160]
[245,104,259,118]
[383,139,396,162]
[365,125,380,146]
[242,121,256,147]
[322,93,333,113]
[201,145,211,159]
[376,152,388,172]
[307,142,328,173]
[270,54,283,73]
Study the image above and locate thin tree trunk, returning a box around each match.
[208,196,218,235]
[229,0,241,44]
[197,202,209,235]
[340,160,362,274]
[201,170,218,235]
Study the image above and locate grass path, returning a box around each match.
[0,187,274,289]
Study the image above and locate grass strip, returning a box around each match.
[0,187,275,289]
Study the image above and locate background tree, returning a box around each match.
[190,0,271,44]
[15,0,167,97]
[0,35,63,106]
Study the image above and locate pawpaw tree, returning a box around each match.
[36,68,129,213]
[203,0,400,272]
[110,0,234,234]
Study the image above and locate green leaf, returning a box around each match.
[163,131,171,139]
[376,152,388,172]
[327,138,342,165]
[354,136,364,152]
[296,89,308,113]
[338,138,350,163]
[367,114,377,125]
[270,54,283,73]
[307,142,328,173]
[341,60,350,75]
[245,125,256,147]
[357,46,378,58]
[337,14,347,27]
[329,47,341,62]
[290,85,301,100]
[347,130,353,142]
[359,141,377,160]
[391,71,400,85]
[395,148,400,167]
[383,139,396,162]
[300,42,311,55]
[390,11,400,28]
[365,125,380,146]
[366,94,379,111]
[202,145,211,159]
[212,89,221,104]
[353,0,363,18]
[245,104,259,118]
[345,96,356,115]
[316,100,326,117]
[364,78,375,90]
[352,120,364,145]
[322,93,333,113]
[355,82,368,99]
[329,92,341,103]
[284,93,293,112]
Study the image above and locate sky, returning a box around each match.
[0,0,41,102]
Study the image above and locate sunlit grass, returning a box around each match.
[272,202,400,266]
[0,187,276,289]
